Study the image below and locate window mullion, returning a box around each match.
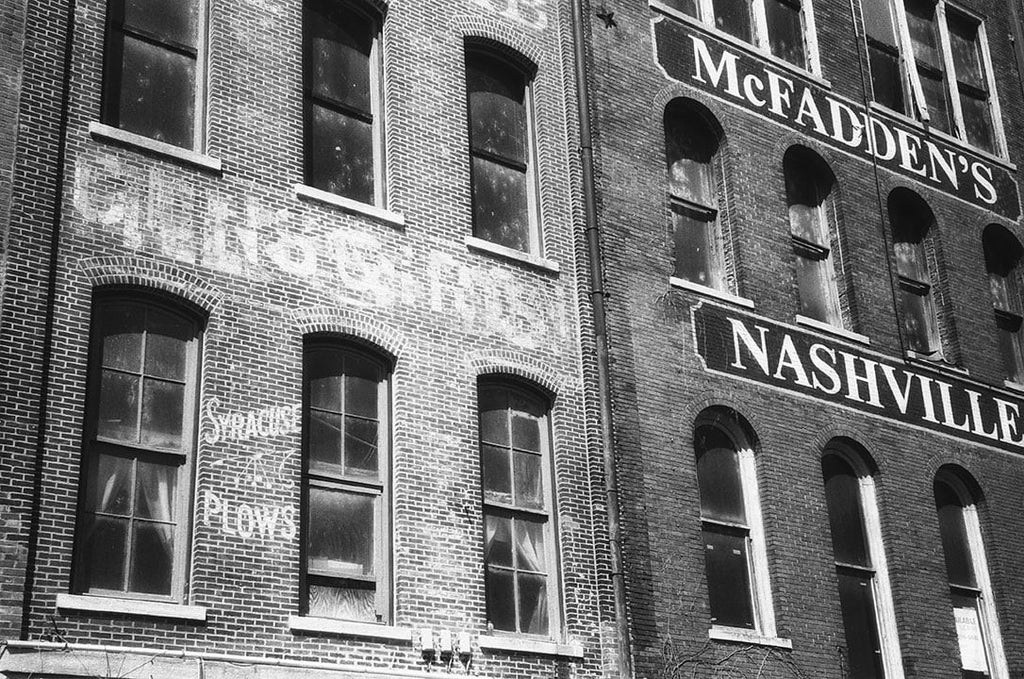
[698,0,716,27]
[738,447,775,637]
[370,29,385,207]
[962,504,1010,678]
[935,2,965,138]
[974,21,1007,156]
[893,0,929,121]
[751,0,771,51]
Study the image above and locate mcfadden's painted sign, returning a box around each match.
[693,302,1024,454]
[654,17,1021,220]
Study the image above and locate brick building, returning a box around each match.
[584,0,1024,676]
[0,2,625,679]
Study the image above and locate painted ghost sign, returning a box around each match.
[653,16,1021,220]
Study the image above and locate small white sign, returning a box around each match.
[954,604,988,672]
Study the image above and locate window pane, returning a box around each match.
[712,0,753,42]
[960,93,994,153]
[310,104,374,203]
[918,70,951,133]
[934,481,977,587]
[893,239,928,282]
[789,204,826,244]
[309,582,376,621]
[511,403,541,452]
[766,0,806,68]
[130,521,174,595]
[672,207,720,289]
[513,451,544,510]
[118,35,196,148]
[951,592,990,674]
[906,0,941,69]
[484,514,513,567]
[665,108,717,206]
[483,445,513,504]
[308,488,374,576]
[663,0,699,17]
[134,458,177,521]
[703,527,754,628]
[518,572,549,634]
[93,453,133,515]
[309,349,344,412]
[947,14,984,89]
[471,156,530,252]
[101,304,143,372]
[98,370,140,442]
[345,360,380,419]
[306,2,373,113]
[869,47,905,111]
[862,0,897,45]
[479,388,510,446]
[796,252,840,324]
[84,516,128,591]
[898,285,941,356]
[837,570,884,679]
[467,56,527,163]
[125,0,199,48]
[485,566,516,631]
[996,320,1024,383]
[145,308,190,381]
[310,410,343,467]
[695,425,746,524]
[344,415,378,477]
[141,378,185,449]
[822,456,870,567]
[514,517,547,572]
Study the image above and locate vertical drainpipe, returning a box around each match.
[21,0,77,640]
[569,2,633,678]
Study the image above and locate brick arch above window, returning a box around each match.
[290,307,407,361]
[78,256,223,314]
[452,15,543,70]
[467,349,563,400]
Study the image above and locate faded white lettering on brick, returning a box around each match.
[471,0,548,30]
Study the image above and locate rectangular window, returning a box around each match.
[102,0,205,150]
[466,50,540,254]
[74,296,200,601]
[479,383,558,636]
[862,0,1001,154]
[302,343,390,622]
[303,0,384,204]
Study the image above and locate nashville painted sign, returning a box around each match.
[654,16,1021,220]
[693,302,1024,454]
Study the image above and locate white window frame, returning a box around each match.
[102,0,209,152]
[695,411,778,639]
[861,0,1005,155]
[935,470,1009,679]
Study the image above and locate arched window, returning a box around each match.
[982,225,1024,383]
[478,380,558,636]
[693,409,776,635]
[303,0,384,204]
[821,445,903,679]
[302,339,391,622]
[466,47,539,254]
[888,189,943,359]
[934,468,1008,678]
[785,146,841,326]
[666,100,726,292]
[74,292,203,600]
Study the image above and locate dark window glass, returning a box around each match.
[934,480,976,588]
[713,0,753,42]
[467,51,535,253]
[765,0,806,68]
[480,384,553,635]
[822,455,869,567]
[868,47,905,112]
[695,425,745,524]
[76,297,198,599]
[960,93,994,152]
[890,191,942,357]
[303,343,388,622]
[103,0,200,148]
[836,569,885,679]
[672,206,721,288]
[985,227,1024,382]
[703,526,754,628]
[304,0,379,203]
[786,149,840,325]
[665,0,700,17]
[862,0,897,45]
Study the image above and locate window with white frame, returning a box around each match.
[478,381,558,636]
[102,0,206,150]
[303,0,384,205]
[74,293,202,601]
[860,0,1001,154]
[663,0,813,69]
[889,189,944,360]
[821,446,904,679]
[693,409,776,635]
[666,99,728,292]
[983,225,1024,384]
[466,48,540,255]
[933,468,1008,679]
[784,146,842,326]
[302,340,391,622]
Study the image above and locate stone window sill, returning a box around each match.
[56,593,207,622]
[89,122,222,173]
[288,615,413,642]
[465,236,560,274]
[670,277,755,308]
[795,315,871,345]
[478,634,584,659]
[709,625,793,649]
[293,184,405,228]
